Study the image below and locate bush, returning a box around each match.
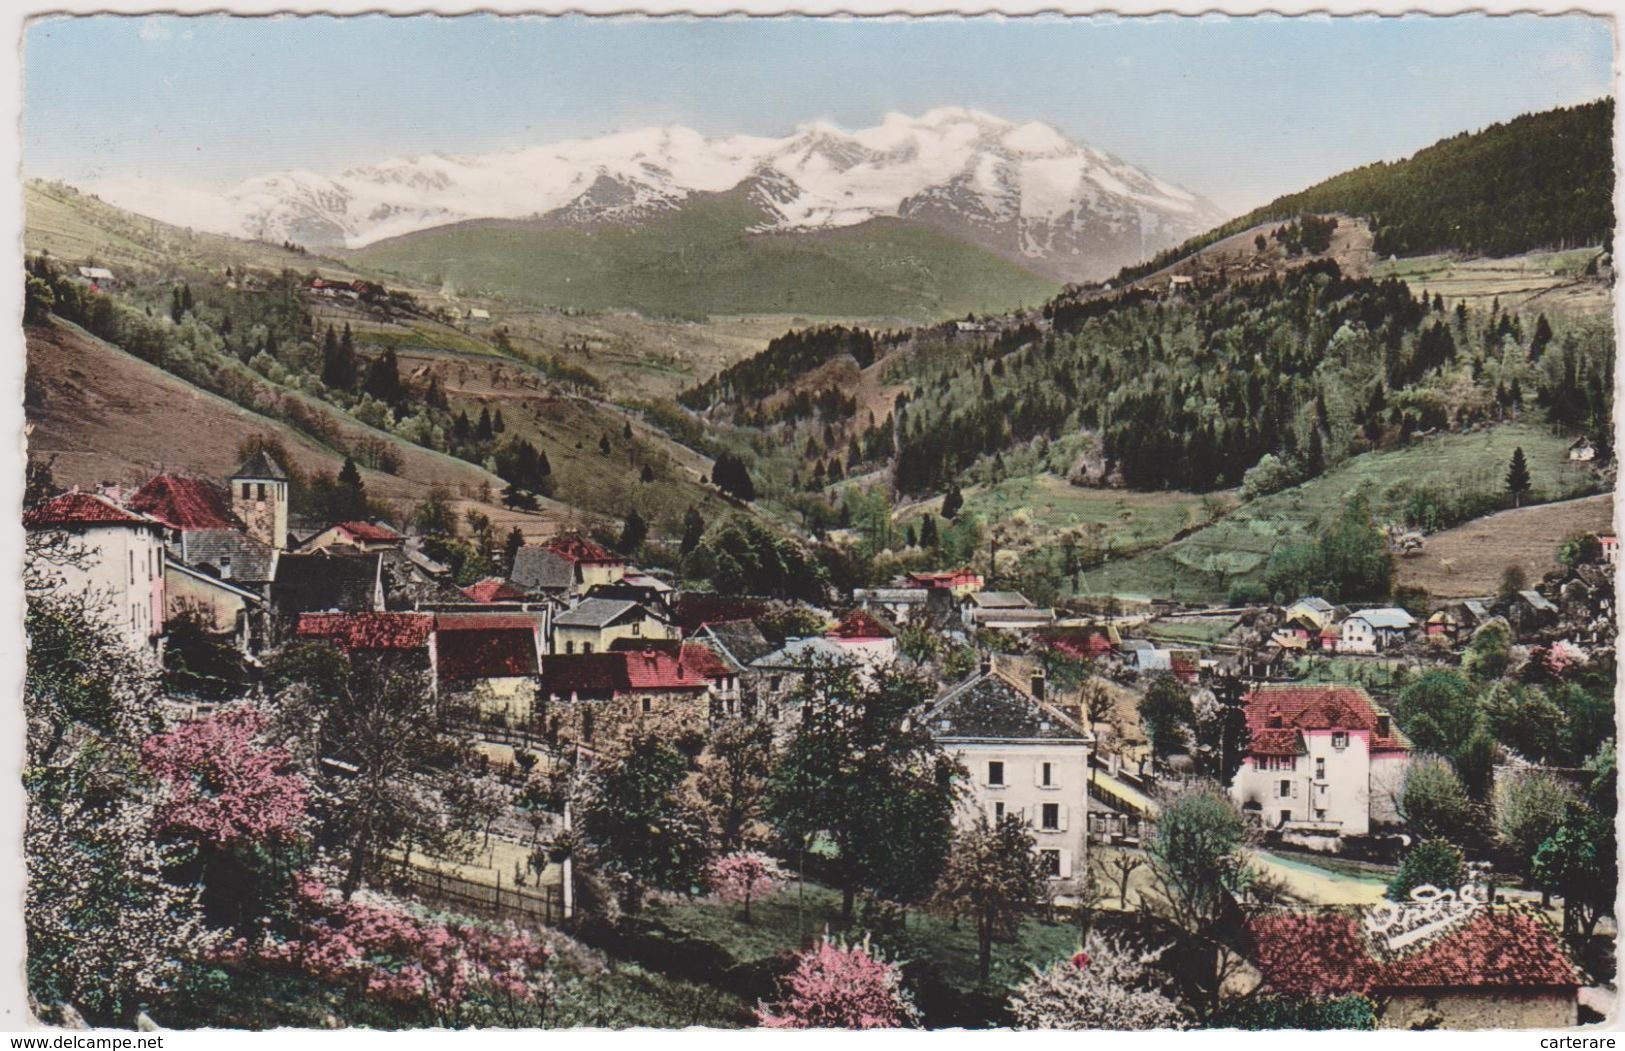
[1387,839,1465,900]
[1214,994,1376,1030]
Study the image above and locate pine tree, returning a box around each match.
[680,507,705,555]
[1506,446,1532,507]
[453,411,471,441]
[618,508,648,555]
[336,457,367,521]
[919,513,939,549]
[640,464,656,483]
[477,408,494,442]
[599,434,612,456]
[492,408,506,433]
[941,485,964,521]
[623,420,634,441]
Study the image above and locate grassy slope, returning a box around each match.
[1371,248,1611,316]
[351,193,1059,322]
[1082,422,1601,603]
[1395,493,1614,599]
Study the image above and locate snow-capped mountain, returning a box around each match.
[94,109,1228,281]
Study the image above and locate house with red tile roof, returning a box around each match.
[1243,904,1581,1029]
[297,611,435,652]
[825,608,900,667]
[462,577,530,604]
[537,649,710,754]
[300,520,406,554]
[1230,684,1410,837]
[25,491,167,649]
[680,641,743,716]
[434,613,544,726]
[906,568,984,597]
[127,474,241,532]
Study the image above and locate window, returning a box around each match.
[1278,779,1291,799]
[1260,755,1296,772]
[641,697,652,715]
[1041,803,1060,831]
[994,802,1006,822]
[1040,762,1054,787]
[987,761,1005,787]
[1332,731,1348,750]
[240,483,250,499]
[256,483,266,501]
[129,552,135,585]
[582,711,594,743]
[1039,850,1061,878]
[632,622,641,637]
[1315,758,1326,780]
[565,642,575,654]
[583,642,593,654]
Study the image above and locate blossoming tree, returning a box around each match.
[1008,931,1186,1030]
[706,850,784,923]
[757,934,920,1029]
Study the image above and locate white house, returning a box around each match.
[1230,684,1410,838]
[924,660,1093,897]
[1339,608,1417,654]
[25,491,167,650]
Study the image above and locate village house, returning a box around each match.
[825,608,900,667]
[25,491,167,650]
[851,586,931,625]
[962,590,1055,631]
[1568,436,1597,463]
[461,577,531,604]
[584,572,675,613]
[536,649,711,754]
[1510,589,1560,634]
[127,473,280,594]
[299,520,406,555]
[434,613,544,726]
[1230,684,1410,839]
[271,551,386,635]
[296,611,436,685]
[692,619,776,674]
[510,535,627,599]
[678,641,741,718]
[907,568,984,598]
[1338,608,1417,654]
[165,558,266,653]
[923,657,1093,896]
[1600,534,1617,565]
[550,597,677,655]
[75,265,115,290]
[1244,904,1581,1029]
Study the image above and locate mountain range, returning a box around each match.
[95,108,1227,284]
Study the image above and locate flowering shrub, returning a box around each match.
[141,706,309,849]
[1009,931,1187,1030]
[219,873,554,1026]
[706,851,783,922]
[757,933,919,1029]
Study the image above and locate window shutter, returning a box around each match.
[1058,848,1073,879]
[1291,780,1300,799]
[1034,761,1044,787]
[1057,803,1069,832]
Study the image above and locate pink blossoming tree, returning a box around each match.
[757,933,920,1029]
[706,850,783,923]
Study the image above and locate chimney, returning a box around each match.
[1030,671,1046,701]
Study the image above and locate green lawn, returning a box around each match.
[1145,618,1239,645]
[1083,422,1599,603]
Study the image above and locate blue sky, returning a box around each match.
[23,13,1614,213]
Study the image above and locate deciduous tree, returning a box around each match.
[932,814,1051,981]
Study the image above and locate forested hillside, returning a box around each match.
[1116,99,1613,284]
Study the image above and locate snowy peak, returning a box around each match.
[92,110,1227,281]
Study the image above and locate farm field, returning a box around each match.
[1395,492,1615,598]
[1372,248,1611,315]
[1081,422,1601,603]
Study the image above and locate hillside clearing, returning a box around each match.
[1396,493,1615,598]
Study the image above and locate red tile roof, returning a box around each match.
[437,626,538,680]
[546,535,620,564]
[1244,684,1408,755]
[541,651,709,696]
[297,612,434,651]
[24,491,158,529]
[462,577,529,603]
[907,569,982,588]
[828,609,895,640]
[337,520,402,543]
[680,642,733,680]
[1249,728,1307,756]
[1246,908,1580,996]
[127,474,239,530]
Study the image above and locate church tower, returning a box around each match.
[231,450,289,551]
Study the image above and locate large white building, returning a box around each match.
[1230,684,1410,838]
[25,491,167,650]
[1337,608,1417,654]
[924,660,1093,896]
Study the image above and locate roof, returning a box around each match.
[540,651,709,695]
[697,620,776,669]
[336,520,402,544]
[436,623,539,679]
[509,546,575,593]
[970,591,1034,609]
[462,577,529,603]
[554,598,644,629]
[24,491,159,529]
[179,529,277,584]
[751,636,852,669]
[1291,597,1335,614]
[674,595,773,635]
[272,552,382,614]
[297,611,433,650]
[680,641,733,680]
[1348,607,1417,630]
[1245,907,1580,997]
[925,669,1088,742]
[166,558,265,604]
[546,535,621,565]
[233,450,289,482]
[128,474,240,531]
[827,609,896,640]
[907,569,982,587]
[78,266,114,280]
[854,588,930,604]
[1244,684,1409,754]
[1518,590,1559,613]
